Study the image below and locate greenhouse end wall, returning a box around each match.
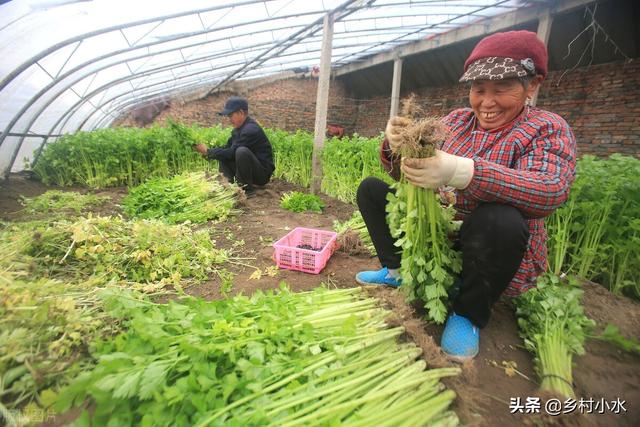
[115,59,640,158]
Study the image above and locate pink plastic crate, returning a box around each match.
[273,227,338,274]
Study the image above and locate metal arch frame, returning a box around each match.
[333,0,517,65]
[5,1,504,145]
[0,8,332,145]
[5,19,316,162]
[87,43,366,129]
[0,0,271,92]
[349,0,516,7]
[62,41,371,137]
[6,0,389,174]
[20,24,402,168]
[2,0,526,175]
[9,22,391,153]
[206,0,365,94]
[34,39,363,161]
[62,46,342,134]
[7,17,427,152]
[16,1,378,171]
[71,34,421,135]
[2,8,340,174]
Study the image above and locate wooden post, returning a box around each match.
[389,56,403,118]
[531,8,553,107]
[311,13,334,194]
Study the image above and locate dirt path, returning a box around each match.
[2,173,639,426]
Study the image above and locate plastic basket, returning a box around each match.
[273,227,338,274]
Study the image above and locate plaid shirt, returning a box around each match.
[381,107,577,295]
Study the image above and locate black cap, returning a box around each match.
[218,96,248,116]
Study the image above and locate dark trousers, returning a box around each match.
[356,177,529,328]
[218,146,271,190]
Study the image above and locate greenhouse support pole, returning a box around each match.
[311,12,334,194]
[531,7,552,107]
[389,56,403,118]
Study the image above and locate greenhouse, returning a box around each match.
[1,0,638,425]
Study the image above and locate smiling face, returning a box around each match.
[469,77,541,130]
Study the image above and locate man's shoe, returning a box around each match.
[244,188,256,199]
[355,267,401,287]
[441,313,479,362]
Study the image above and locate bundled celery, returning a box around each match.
[334,210,376,256]
[515,274,595,398]
[123,171,240,224]
[56,286,460,426]
[386,97,461,324]
[167,119,199,148]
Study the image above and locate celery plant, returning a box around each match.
[385,110,461,324]
[515,274,595,399]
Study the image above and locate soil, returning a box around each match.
[2,173,639,427]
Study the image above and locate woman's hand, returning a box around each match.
[401,150,475,189]
[385,116,411,152]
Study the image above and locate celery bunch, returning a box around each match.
[123,171,239,224]
[333,210,376,256]
[515,274,595,398]
[57,286,461,426]
[386,98,461,324]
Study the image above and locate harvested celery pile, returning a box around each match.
[1,216,229,287]
[123,171,240,224]
[57,286,460,426]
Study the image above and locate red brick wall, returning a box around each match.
[115,60,639,157]
[539,60,640,157]
[114,91,235,128]
[115,78,358,133]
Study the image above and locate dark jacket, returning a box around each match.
[207,117,275,173]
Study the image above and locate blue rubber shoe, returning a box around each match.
[441,313,479,362]
[355,267,401,287]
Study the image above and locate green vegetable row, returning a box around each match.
[32,125,228,188]
[32,125,389,204]
[30,124,640,298]
[333,211,376,256]
[546,154,640,298]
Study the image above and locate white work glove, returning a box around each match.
[401,149,474,190]
[385,116,411,153]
